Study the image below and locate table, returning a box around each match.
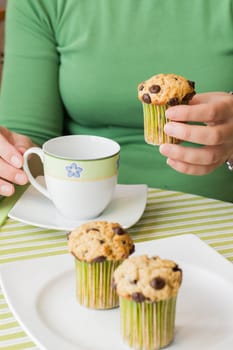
[0,187,233,350]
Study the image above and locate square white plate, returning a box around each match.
[8,176,148,230]
[1,234,233,350]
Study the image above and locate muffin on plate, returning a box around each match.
[67,221,135,309]
[138,73,196,145]
[113,254,182,350]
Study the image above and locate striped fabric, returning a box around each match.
[0,188,233,349]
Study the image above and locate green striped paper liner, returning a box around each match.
[75,259,121,309]
[120,296,177,350]
[142,103,180,145]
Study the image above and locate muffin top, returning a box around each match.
[67,221,135,263]
[138,73,195,105]
[113,255,182,302]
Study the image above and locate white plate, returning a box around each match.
[8,176,148,230]
[1,234,233,350]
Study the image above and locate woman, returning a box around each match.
[0,0,233,200]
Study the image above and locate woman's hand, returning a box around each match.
[159,92,233,175]
[0,126,34,196]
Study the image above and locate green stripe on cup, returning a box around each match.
[44,153,119,181]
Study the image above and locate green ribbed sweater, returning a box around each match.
[0,0,233,201]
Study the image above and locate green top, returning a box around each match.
[0,0,233,201]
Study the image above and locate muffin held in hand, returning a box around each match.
[113,255,182,350]
[138,73,196,145]
[67,221,135,309]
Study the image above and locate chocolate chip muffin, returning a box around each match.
[137,73,196,145]
[113,254,182,350]
[68,221,135,309]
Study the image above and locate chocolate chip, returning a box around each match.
[130,279,138,284]
[173,265,183,282]
[182,92,195,104]
[113,226,125,235]
[132,292,146,303]
[99,239,105,244]
[173,265,182,272]
[167,97,179,106]
[188,80,195,89]
[142,93,151,104]
[149,85,161,94]
[139,84,144,91]
[150,277,166,290]
[91,255,106,263]
[129,244,135,255]
[66,231,71,240]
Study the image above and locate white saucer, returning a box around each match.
[8,176,148,230]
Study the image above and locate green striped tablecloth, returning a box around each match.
[0,188,233,350]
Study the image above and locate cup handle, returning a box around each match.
[23,147,51,200]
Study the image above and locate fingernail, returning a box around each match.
[15,173,27,184]
[165,109,176,118]
[159,144,165,153]
[11,155,22,168]
[1,184,12,195]
[159,144,166,155]
[164,123,177,137]
[159,144,173,157]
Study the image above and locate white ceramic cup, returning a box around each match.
[23,135,120,220]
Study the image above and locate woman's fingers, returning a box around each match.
[159,143,228,166]
[159,92,233,175]
[0,178,15,196]
[12,132,35,153]
[164,121,233,146]
[165,158,221,176]
[0,126,33,164]
[189,92,229,105]
[0,127,33,195]
[0,132,24,168]
[0,157,28,184]
[0,156,28,196]
[165,93,233,123]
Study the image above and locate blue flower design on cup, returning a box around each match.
[65,163,83,178]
